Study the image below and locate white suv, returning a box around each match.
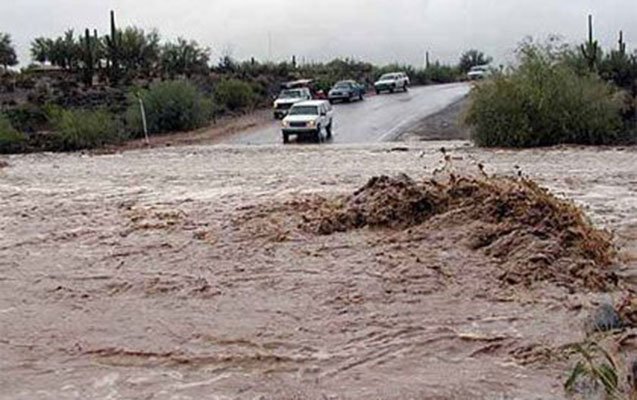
[281,100,334,144]
[273,88,312,119]
[374,72,409,94]
[467,65,491,80]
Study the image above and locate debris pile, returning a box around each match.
[306,172,616,290]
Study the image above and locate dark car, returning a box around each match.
[328,80,365,103]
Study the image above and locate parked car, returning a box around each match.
[281,100,333,144]
[328,80,365,103]
[374,72,409,94]
[467,65,491,80]
[273,87,312,119]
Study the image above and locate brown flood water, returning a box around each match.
[0,142,636,399]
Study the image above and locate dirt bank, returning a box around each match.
[103,109,271,152]
[398,97,471,142]
[0,143,635,399]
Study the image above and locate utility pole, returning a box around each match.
[268,31,272,61]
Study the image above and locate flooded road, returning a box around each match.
[220,83,471,145]
[0,143,636,399]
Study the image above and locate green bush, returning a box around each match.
[0,114,26,153]
[214,79,255,112]
[126,80,212,136]
[4,104,48,133]
[48,107,125,150]
[465,46,623,147]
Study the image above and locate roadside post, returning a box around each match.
[136,94,149,145]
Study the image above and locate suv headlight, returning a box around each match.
[282,120,290,128]
[307,120,316,128]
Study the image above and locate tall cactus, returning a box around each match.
[82,28,94,86]
[580,14,601,71]
[618,30,627,55]
[106,10,121,84]
[93,29,101,75]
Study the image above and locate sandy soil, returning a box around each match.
[1,142,636,399]
[398,97,471,142]
[106,109,271,152]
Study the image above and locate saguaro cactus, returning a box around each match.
[82,28,94,86]
[618,30,627,55]
[580,14,601,71]
[106,10,121,84]
[93,29,101,75]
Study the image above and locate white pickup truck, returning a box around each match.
[273,88,312,119]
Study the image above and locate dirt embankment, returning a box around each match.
[398,97,471,141]
[102,109,271,152]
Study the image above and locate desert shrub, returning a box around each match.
[4,104,48,133]
[126,80,212,136]
[214,79,255,112]
[465,45,623,147]
[47,106,125,150]
[424,63,460,84]
[0,114,26,153]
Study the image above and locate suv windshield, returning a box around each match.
[470,66,488,72]
[279,90,303,99]
[380,74,396,81]
[334,82,352,89]
[289,105,319,116]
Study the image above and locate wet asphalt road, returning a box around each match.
[222,83,471,145]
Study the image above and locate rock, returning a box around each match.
[589,304,624,332]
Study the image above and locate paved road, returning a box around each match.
[222,83,471,145]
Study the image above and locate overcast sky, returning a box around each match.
[1,0,636,67]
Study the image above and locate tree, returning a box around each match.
[0,33,18,70]
[160,38,209,78]
[31,30,81,70]
[459,49,493,73]
[31,37,52,64]
[119,27,161,77]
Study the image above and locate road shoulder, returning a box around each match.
[397,96,471,142]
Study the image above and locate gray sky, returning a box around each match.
[2,0,636,67]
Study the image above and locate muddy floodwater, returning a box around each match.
[1,142,636,399]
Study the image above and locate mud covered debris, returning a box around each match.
[305,173,617,290]
[617,294,637,327]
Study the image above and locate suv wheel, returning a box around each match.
[316,126,325,143]
[283,133,289,144]
[326,122,332,139]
